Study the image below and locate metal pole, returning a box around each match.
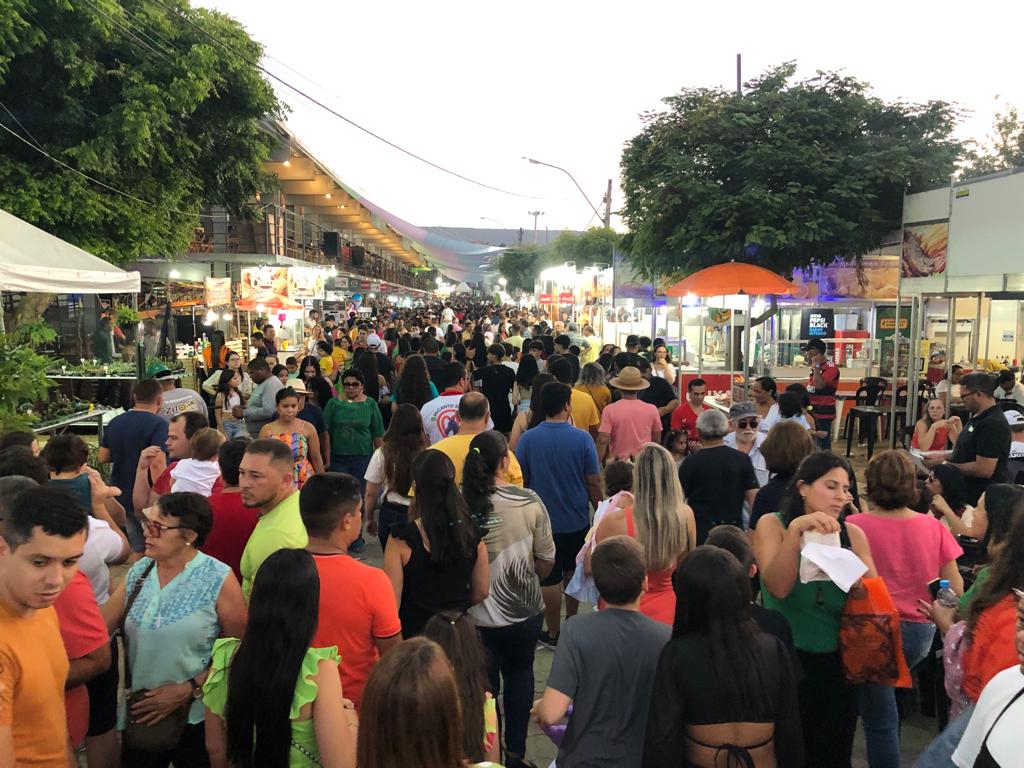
[971,293,983,366]
[889,292,902,444]
[744,294,752,398]
[945,296,955,416]
[698,305,705,377]
[984,295,992,364]
[906,296,922,443]
[604,179,612,229]
[736,53,742,95]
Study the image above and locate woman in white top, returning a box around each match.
[202,351,253,400]
[650,343,677,386]
[363,403,427,551]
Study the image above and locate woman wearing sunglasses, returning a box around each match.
[323,368,385,492]
[105,492,247,767]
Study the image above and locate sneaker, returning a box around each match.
[348,536,366,554]
[537,630,559,649]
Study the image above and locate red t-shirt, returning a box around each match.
[200,491,260,583]
[310,553,402,708]
[153,461,224,497]
[54,572,108,748]
[808,359,840,420]
[670,400,709,434]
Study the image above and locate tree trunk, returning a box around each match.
[9,292,55,333]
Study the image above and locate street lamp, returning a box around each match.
[498,277,507,287]
[522,157,604,223]
[480,216,508,229]
[435,276,443,286]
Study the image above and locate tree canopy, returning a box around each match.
[963,106,1024,177]
[620,63,964,279]
[0,0,281,266]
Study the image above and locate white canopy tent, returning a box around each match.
[453,281,472,295]
[0,207,141,294]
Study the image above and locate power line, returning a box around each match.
[142,0,546,200]
[0,115,205,219]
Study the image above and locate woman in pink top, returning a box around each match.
[588,444,696,625]
[847,449,963,767]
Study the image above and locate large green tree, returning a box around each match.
[0,0,281,269]
[499,227,620,293]
[620,63,964,279]
[497,245,545,294]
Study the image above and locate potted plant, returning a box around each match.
[0,323,57,432]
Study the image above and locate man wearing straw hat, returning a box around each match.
[597,366,663,463]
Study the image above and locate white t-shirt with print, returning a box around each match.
[952,666,1024,768]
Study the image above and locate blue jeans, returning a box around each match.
[478,613,544,758]
[328,454,373,493]
[222,420,246,439]
[858,621,938,768]
[913,704,974,768]
[816,416,834,451]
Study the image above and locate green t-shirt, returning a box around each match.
[958,566,990,619]
[323,397,384,457]
[240,491,308,601]
[760,514,846,653]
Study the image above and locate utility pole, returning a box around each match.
[528,211,544,244]
[603,179,612,229]
[736,53,742,96]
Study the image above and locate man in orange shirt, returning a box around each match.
[301,473,401,708]
[0,483,89,767]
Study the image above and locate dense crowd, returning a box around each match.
[1,299,1024,768]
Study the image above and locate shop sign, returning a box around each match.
[204,277,231,307]
[874,306,910,340]
[324,290,346,302]
[360,281,371,290]
[800,308,834,340]
[349,278,361,290]
[538,293,554,303]
[287,267,325,299]
[558,292,574,304]
[240,267,288,303]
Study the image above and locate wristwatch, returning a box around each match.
[189,676,202,700]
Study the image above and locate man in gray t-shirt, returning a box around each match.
[153,369,208,421]
[532,537,670,768]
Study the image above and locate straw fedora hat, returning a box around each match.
[609,366,649,391]
[287,378,309,395]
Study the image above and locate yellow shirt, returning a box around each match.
[240,491,308,601]
[575,383,611,415]
[429,433,524,487]
[569,390,601,433]
[0,602,70,767]
[332,347,350,369]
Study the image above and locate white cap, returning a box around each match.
[1005,410,1024,428]
[366,333,384,351]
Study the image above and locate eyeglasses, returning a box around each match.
[960,389,978,399]
[737,419,759,429]
[141,513,188,539]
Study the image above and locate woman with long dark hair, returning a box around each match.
[391,355,437,412]
[927,462,983,538]
[300,355,337,400]
[463,430,554,765]
[204,548,356,768]
[509,372,555,451]
[363,403,426,550]
[644,546,803,768]
[753,451,877,768]
[513,353,540,413]
[424,611,500,764]
[382,450,488,637]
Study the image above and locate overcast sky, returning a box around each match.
[202,0,1024,238]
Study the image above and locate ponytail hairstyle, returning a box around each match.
[527,373,557,430]
[410,450,476,565]
[226,549,320,767]
[461,431,507,531]
[423,611,490,763]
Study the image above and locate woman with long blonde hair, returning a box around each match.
[586,443,696,625]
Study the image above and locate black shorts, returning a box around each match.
[87,637,119,736]
[540,528,588,587]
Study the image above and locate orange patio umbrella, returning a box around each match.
[665,261,794,297]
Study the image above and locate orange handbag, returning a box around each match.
[839,577,912,688]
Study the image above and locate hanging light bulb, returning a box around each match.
[222,312,233,321]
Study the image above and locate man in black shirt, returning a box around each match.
[366,333,394,386]
[678,409,759,544]
[473,344,516,433]
[421,336,446,389]
[635,357,679,433]
[937,372,1011,504]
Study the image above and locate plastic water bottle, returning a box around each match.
[936,579,959,609]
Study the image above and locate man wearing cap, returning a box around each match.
[803,337,839,450]
[596,367,662,463]
[724,402,768,487]
[1008,410,1024,460]
[366,332,394,386]
[152,366,207,422]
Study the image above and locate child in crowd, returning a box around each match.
[170,427,225,495]
[533,536,669,767]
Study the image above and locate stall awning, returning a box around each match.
[0,208,141,294]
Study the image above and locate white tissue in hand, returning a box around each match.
[799,535,868,593]
[798,531,840,585]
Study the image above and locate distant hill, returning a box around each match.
[424,226,586,249]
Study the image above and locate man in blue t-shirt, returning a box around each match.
[516,382,601,647]
[97,379,168,551]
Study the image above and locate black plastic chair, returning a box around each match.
[844,378,889,460]
[890,385,909,447]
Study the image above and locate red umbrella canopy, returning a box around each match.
[664,261,794,297]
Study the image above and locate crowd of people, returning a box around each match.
[2,299,1024,768]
